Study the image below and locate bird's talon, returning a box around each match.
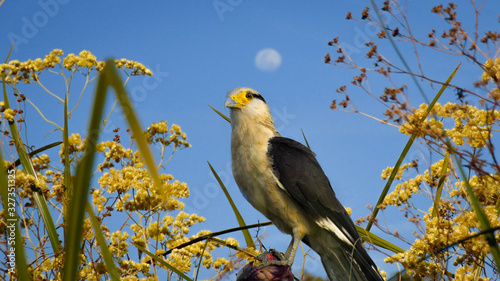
[255,249,291,267]
[261,259,289,267]
[255,251,268,261]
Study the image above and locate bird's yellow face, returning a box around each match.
[225,87,266,109]
[225,90,254,109]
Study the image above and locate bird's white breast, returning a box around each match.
[230,119,277,216]
[229,113,312,236]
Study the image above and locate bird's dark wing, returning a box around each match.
[268,137,358,237]
[267,137,381,280]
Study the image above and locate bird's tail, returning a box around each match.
[317,246,367,281]
[309,230,383,281]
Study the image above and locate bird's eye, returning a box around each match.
[245,92,253,99]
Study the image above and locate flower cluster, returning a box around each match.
[400,102,499,148]
[0,49,153,85]
[92,126,236,276]
[59,133,86,160]
[327,2,500,280]
[63,50,105,71]
[0,49,63,84]
[380,160,448,209]
[115,58,153,76]
[482,57,500,82]
[2,108,16,122]
[377,93,500,280]
[380,159,500,279]
[145,121,191,149]
[4,123,237,279]
[1,49,243,280]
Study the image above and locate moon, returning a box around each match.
[255,48,282,72]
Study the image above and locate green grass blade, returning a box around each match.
[63,60,172,279]
[32,187,61,247]
[63,63,109,281]
[0,150,31,281]
[105,60,162,193]
[165,221,273,255]
[451,151,500,268]
[2,76,62,254]
[432,152,450,218]
[132,243,194,281]
[63,93,72,242]
[207,161,255,248]
[366,64,460,231]
[209,105,231,123]
[86,202,120,281]
[356,226,404,254]
[3,41,14,63]
[301,129,310,149]
[365,135,415,231]
[9,141,62,169]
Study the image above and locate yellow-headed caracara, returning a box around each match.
[225,87,383,281]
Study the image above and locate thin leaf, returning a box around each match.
[451,150,500,268]
[209,105,231,123]
[63,59,170,279]
[0,149,31,281]
[166,221,273,255]
[432,152,450,218]
[132,243,194,281]
[208,161,255,248]
[366,64,460,231]
[3,40,14,63]
[301,129,310,149]
[366,135,415,231]
[2,75,62,254]
[63,92,71,241]
[207,237,258,257]
[9,141,62,169]
[63,62,109,280]
[356,226,404,254]
[105,60,163,193]
[496,197,500,216]
[86,202,120,281]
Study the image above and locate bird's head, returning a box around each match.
[224,87,278,134]
[225,87,267,110]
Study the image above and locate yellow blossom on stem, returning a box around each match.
[3,108,16,122]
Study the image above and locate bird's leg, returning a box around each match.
[284,236,296,258]
[261,233,303,267]
[283,234,301,266]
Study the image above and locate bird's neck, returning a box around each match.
[230,111,279,148]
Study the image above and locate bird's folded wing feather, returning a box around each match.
[267,137,380,277]
[267,137,358,239]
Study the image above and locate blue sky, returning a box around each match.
[2,1,499,279]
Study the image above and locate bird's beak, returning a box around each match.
[224,95,241,109]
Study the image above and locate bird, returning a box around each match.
[224,87,383,281]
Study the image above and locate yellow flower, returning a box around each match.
[489,88,500,101]
[3,108,16,122]
[33,154,50,171]
[482,57,500,82]
[225,237,239,247]
[213,257,229,269]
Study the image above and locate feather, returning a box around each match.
[268,137,383,281]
